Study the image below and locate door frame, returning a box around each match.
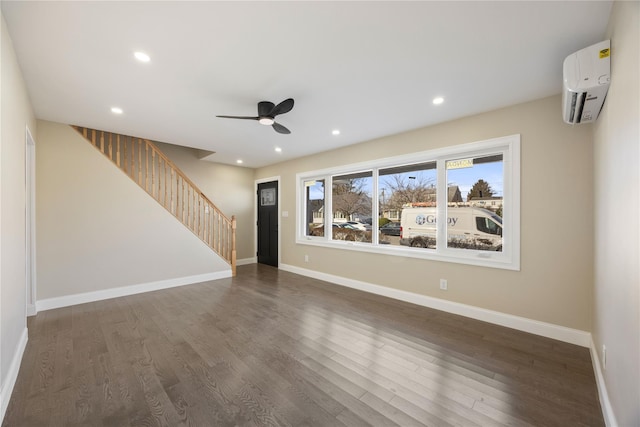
[25,126,37,316]
[255,176,281,267]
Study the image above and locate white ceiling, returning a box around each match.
[2,1,612,168]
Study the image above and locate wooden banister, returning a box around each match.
[72,125,237,275]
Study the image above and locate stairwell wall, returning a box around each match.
[153,141,255,263]
[35,120,231,302]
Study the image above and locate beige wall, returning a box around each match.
[257,95,595,331]
[0,11,36,408]
[36,121,231,300]
[593,1,639,425]
[153,142,255,261]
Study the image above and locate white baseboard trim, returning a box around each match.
[36,270,232,312]
[590,338,618,427]
[236,257,256,266]
[280,264,591,348]
[0,327,28,423]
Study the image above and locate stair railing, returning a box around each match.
[72,126,236,276]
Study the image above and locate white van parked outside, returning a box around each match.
[399,206,503,251]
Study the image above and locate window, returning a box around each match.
[378,162,436,247]
[260,188,276,206]
[303,179,325,237]
[332,171,373,242]
[297,134,520,270]
[445,154,504,252]
[475,216,502,236]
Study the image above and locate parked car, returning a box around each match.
[346,221,372,231]
[333,222,358,229]
[380,221,401,236]
[357,217,373,225]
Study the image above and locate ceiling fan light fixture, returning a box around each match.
[259,117,275,126]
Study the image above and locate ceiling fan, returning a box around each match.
[217,98,294,134]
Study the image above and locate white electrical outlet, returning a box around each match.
[602,345,607,369]
[304,255,309,262]
[440,279,448,290]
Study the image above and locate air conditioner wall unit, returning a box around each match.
[562,40,610,124]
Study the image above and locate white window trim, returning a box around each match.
[296,134,520,270]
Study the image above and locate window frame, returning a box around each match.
[296,134,520,270]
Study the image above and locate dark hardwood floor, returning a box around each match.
[3,264,604,426]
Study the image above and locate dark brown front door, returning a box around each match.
[257,181,278,267]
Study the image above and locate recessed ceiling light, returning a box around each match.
[134,51,151,63]
[236,159,243,164]
[332,129,340,136]
[432,97,444,105]
[111,107,123,114]
[275,147,282,153]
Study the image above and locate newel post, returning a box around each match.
[231,215,237,277]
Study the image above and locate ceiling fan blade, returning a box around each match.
[258,101,275,117]
[272,122,291,134]
[216,115,259,120]
[269,98,294,117]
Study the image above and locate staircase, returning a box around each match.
[72,126,236,276]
